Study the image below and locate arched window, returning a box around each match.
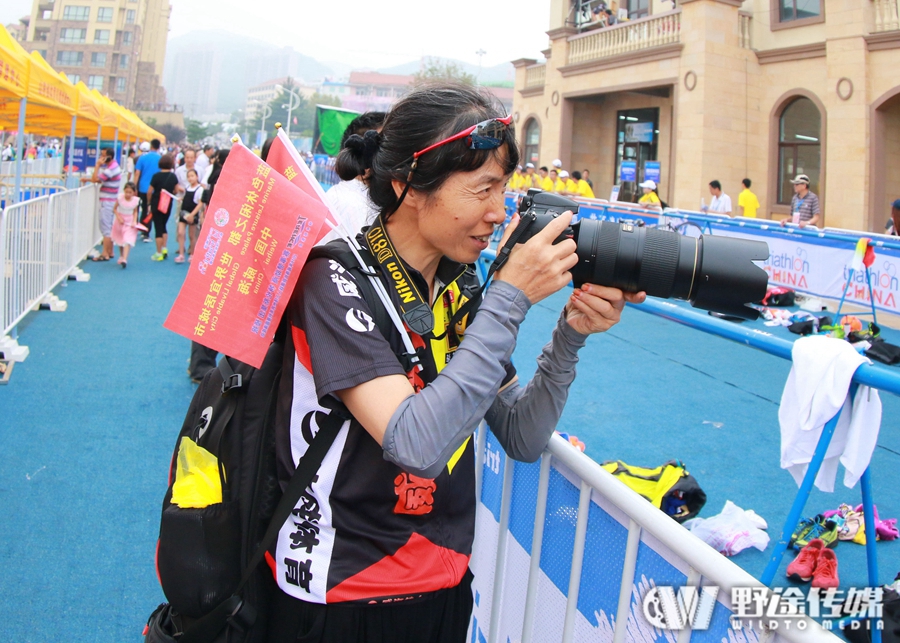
[778,97,821,204]
[523,119,540,167]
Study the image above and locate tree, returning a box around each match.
[412,57,476,86]
[185,118,214,143]
[249,78,343,138]
[156,123,186,144]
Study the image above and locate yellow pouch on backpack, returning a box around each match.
[171,437,223,508]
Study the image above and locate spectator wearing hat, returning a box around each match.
[703,180,732,215]
[781,174,820,228]
[638,180,661,208]
[524,162,539,190]
[572,171,595,198]
[560,170,577,196]
[738,178,760,218]
[508,165,526,192]
[552,158,563,171]
[887,199,900,235]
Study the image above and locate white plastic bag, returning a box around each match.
[683,500,769,556]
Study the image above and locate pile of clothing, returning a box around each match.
[785,504,898,590]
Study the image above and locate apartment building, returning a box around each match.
[16,0,169,109]
[512,0,900,232]
[244,77,318,124]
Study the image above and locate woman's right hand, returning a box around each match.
[493,211,578,305]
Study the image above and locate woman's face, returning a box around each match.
[414,153,511,264]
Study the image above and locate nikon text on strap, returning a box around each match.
[365,218,436,336]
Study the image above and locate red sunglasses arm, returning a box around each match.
[413,124,477,159]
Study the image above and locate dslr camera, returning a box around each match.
[515,189,770,320]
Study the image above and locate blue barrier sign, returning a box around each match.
[69,137,89,172]
[645,161,661,183]
[620,161,637,183]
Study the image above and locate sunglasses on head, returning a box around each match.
[412,115,513,161]
[387,115,513,215]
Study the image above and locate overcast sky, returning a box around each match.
[3,0,551,69]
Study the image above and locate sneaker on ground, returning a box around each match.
[787,538,825,582]
[174,254,185,264]
[150,253,164,261]
[794,515,839,549]
[162,248,168,259]
[143,237,152,243]
[811,548,839,589]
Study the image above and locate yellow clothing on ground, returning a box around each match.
[541,176,554,192]
[576,180,595,199]
[738,188,760,218]
[639,191,661,205]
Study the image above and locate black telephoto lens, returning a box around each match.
[516,189,770,320]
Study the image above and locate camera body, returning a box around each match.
[513,188,770,320]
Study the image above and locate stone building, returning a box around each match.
[16,0,170,109]
[512,0,900,231]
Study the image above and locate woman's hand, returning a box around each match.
[565,283,646,335]
[493,212,578,305]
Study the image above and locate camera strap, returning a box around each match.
[364,218,437,337]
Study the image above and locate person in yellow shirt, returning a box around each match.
[524,163,539,190]
[637,179,662,208]
[539,166,553,192]
[560,170,578,195]
[549,169,565,193]
[508,165,525,192]
[738,178,760,218]
[571,171,595,199]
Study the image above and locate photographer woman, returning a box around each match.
[268,83,644,643]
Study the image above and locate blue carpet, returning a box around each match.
[1,234,898,640]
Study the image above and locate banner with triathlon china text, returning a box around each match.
[164,143,330,367]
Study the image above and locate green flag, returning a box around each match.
[314,105,361,156]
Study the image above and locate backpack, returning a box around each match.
[144,240,432,643]
[601,460,707,523]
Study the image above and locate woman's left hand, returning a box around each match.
[565,283,646,335]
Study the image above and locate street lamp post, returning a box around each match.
[475,49,486,85]
[276,84,303,137]
[259,104,273,142]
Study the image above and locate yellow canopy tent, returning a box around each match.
[72,80,103,138]
[21,51,77,136]
[0,25,28,126]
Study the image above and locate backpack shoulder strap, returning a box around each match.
[309,240,394,348]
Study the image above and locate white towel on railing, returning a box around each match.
[779,335,882,492]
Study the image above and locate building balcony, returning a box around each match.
[524,64,546,91]
[873,0,900,32]
[565,9,681,70]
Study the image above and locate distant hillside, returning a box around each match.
[164,30,336,117]
[378,58,515,85]
[163,31,517,118]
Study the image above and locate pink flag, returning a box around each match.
[163,143,331,367]
[159,189,174,215]
[265,127,339,242]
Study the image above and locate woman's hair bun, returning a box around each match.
[335,129,381,181]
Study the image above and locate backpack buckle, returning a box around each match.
[225,599,257,633]
[222,373,243,393]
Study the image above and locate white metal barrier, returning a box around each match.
[0,183,99,361]
[470,431,842,643]
[0,157,66,202]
